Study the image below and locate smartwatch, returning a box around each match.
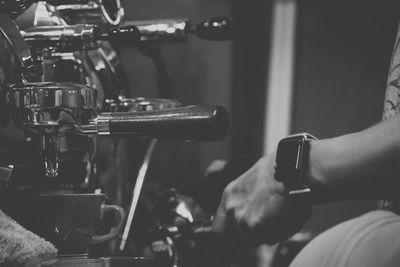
[274,133,317,196]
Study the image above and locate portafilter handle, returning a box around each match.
[82,105,229,141]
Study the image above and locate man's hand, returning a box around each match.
[212,153,312,246]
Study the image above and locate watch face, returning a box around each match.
[275,136,304,181]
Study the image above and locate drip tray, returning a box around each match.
[55,256,155,267]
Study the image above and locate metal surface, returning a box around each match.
[125,19,189,43]
[118,97,182,112]
[8,87,228,139]
[20,24,141,52]
[95,112,111,135]
[7,82,98,177]
[11,0,124,26]
[8,92,183,132]
[119,138,157,251]
[55,0,124,26]
[13,2,115,103]
[11,1,121,181]
[0,11,97,182]
[7,83,228,177]
[89,203,126,245]
[7,82,98,131]
[21,24,98,51]
[0,13,34,83]
[13,1,67,29]
[72,98,182,135]
[0,165,14,182]
[0,5,232,266]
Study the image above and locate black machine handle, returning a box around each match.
[121,16,232,43]
[192,17,233,41]
[101,105,229,141]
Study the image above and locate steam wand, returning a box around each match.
[119,138,157,251]
[19,16,233,51]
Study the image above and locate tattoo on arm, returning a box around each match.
[383,21,400,120]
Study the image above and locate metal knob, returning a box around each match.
[21,24,99,51]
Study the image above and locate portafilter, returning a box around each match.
[6,82,229,178]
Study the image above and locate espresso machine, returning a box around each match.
[0,0,232,265]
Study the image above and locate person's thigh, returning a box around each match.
[290,210,400,267]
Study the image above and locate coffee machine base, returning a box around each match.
[55,256,155,267]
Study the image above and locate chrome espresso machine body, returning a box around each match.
[0,0,129,192]
[2,0,232,191]
[0,0,232,265]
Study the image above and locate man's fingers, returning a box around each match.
[212,203,229,234]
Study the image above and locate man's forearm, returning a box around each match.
[307,114,400,202]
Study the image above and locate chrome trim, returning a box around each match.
[55,0,124,26]
[99,0,124,26]
[21,24,98,51]
[118,97,182,112]
[0,13,34,83]
[96,112,111,135]
[288,188,311,196]
[7,82,98,131]
[126,19,189,42]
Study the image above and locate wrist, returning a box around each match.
[305,140,344,203]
